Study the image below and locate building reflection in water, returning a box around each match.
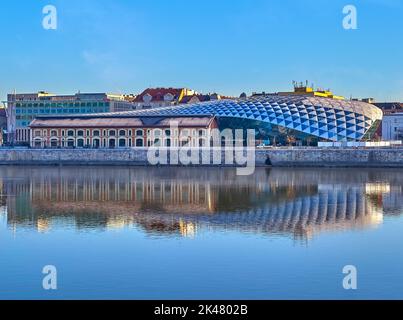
[0,167,402,240]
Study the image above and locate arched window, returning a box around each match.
[50,140,59,148]
[119,139,126,148]
[34,140,42,148]
[136,130,143,136]
[77,139,85,148]
[93,130,100,137]
[93,139,100,148]
[67,130,74,137]
[119,130,126,136]
[136,138,144,147]
[67,139,75,148]
[154,138,161,146]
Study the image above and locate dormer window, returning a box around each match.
[164,93,174,102]
[143,93,152,103]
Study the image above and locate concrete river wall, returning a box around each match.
[0,148,402,167]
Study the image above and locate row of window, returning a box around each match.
[34,138,142,148]
[33,137,210,149]
[17,121,30,127]
[16,108,109,115]
[33,129,207,138]
[15,102,110,108]
[34,129,147,138]
[16,115,35,120]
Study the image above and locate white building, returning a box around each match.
[382,113,403,141]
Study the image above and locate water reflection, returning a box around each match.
[0,167,402,240]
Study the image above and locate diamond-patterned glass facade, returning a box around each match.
[105,95,383,142]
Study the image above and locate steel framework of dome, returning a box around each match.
[104,94,383,143]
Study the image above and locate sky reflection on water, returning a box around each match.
[0,166,402,299]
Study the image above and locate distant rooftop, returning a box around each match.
[373,102,403,114]
[134,88,192,103]
[7,92,125,102]
[252,82,346,101]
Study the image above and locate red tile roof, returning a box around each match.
[180,94,212,104]
[134,88,184,103]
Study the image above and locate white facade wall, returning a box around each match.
[382,114,403,140]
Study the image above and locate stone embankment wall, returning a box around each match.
[0,148,401,167]
[258,148,403,167]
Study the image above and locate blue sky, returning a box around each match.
[1,0,402,102]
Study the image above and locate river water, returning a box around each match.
[0,166,402,299]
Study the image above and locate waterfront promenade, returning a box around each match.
[0,147,402,167]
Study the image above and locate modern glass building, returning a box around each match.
[103,93,383,145]
[6,92,136,145]
[14,99,110,128]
